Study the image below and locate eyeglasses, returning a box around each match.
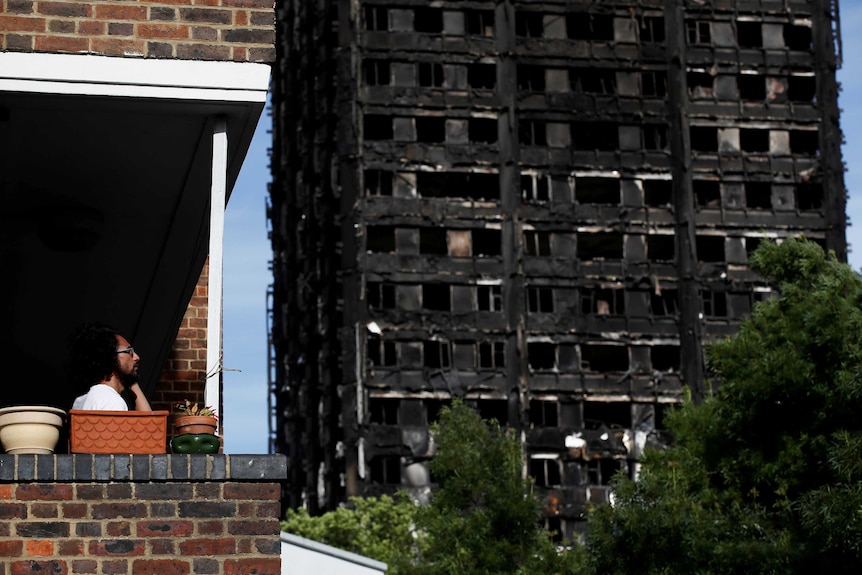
[116,347,135,355]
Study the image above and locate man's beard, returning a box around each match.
[118,369,139,390]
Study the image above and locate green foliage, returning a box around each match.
[581,239,862,574]
[280,493,424,575]
[417,400,584,575]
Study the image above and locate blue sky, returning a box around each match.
[221,7,862,453]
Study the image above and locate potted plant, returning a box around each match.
[174,400,218,435]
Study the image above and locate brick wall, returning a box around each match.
[0,454,286,575]
[0,0,275,62]
[153,263,210,418]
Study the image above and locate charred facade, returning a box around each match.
[269,0,845,539]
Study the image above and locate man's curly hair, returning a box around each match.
[67,323,120,394]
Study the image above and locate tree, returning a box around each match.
[281,493,424,575]
[281,400,584,574]
[582,239,862,574]
[417,400,582,575]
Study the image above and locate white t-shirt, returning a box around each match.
[72,384,128,411]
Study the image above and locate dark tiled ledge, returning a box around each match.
[0,454,287,483]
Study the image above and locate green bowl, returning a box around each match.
[170,433,220,454]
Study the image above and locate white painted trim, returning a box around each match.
[0,52,269,102]
[206,117,228,427]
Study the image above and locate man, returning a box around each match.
[68,323,152,411]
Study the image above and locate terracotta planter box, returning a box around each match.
[69,410,169,454]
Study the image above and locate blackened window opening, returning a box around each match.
[651,289,679,316]
[581,345,628,372]
[527,287,554,313]
[367,225,396,252]
[641,71,667,97]
[528,342,557,370]
[478,341,505,368]
[584,401,630,429]
[576,178,619,205]
[364,169,392,196]
[468,63,496,90]
[364,114,393,140]
[651,345,680,371]
[571,68,616,94]
[417,172,500,200]
[530,459,561,487]
[784,24,812,51]
[525,231,551,256]
[363,59,390,86]
[647,235,675,262]
[701,290,728,318]
[530,400,558,427]
[367,282,396,309]
[520,120,547,145]
[424,340,451,369]
[690,126,718,152]
[515,12,544,38]
[469,118,498,143]
[572,122,618,151]
[477,285,502,311]
[422,283,451,311]
[688,71,713,98]
[581,288,625,315]
[419,228,448,255]
[418,62,444,87]
[644,180,672,207]
[476,399,508,425]
[790,130,819,155]
[740,128,770,153]
[577,232,623,260]
[414,7,443,33]
[416,117,446,143]
[796,182,823,210]
[788,76,816,102]
[364,6,388,31]
[640,16,665,43]
[473,229,501,256]
[370,456,400,484]
[518,65,545,91]
[696,236,725,262]
[566,13,614,41]
[467,10,495,36]
[694,180,721,207]
[738,75,766,100]
[369,398,399,424]
[745,181,771,209]
[736,21,762,48]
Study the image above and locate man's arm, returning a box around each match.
[129,383,153,411]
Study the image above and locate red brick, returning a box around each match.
[94,5,147,20]
[0,16,46,32]
[232,46,248,61]
[106,521,132,537]
[130,559,190,575]
[91,37,145,56]
[49,19,75,33]
[179,538,236,555]
[11,561,68,575]
[71,559,97,574]
[18,485,73,501]
[7,0,35,15]
[62,503,87,519]
[101,560,129,575]
[234,10,248,25]
[37,2,91,17]
[0,503,26,519]
[222,0,271,7]
[0,540,23,557]
[227,519,279,536]
[27,540,54,556]
[59,540,85,556]
[137,521,194,538]
[179,7,231,23]
[77,20,104,35]
[224,483,280,500]
[32,503,59,518]
[91,503,146,518]
[34,35,88,52]
[75,485,103,500]
[148,539,175,555]
[0,485,14,500]
[137,23,190,39]
[197,520,224,536]
[88,540,145,556]
[224,558,280,575]
[106,484,132,499]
